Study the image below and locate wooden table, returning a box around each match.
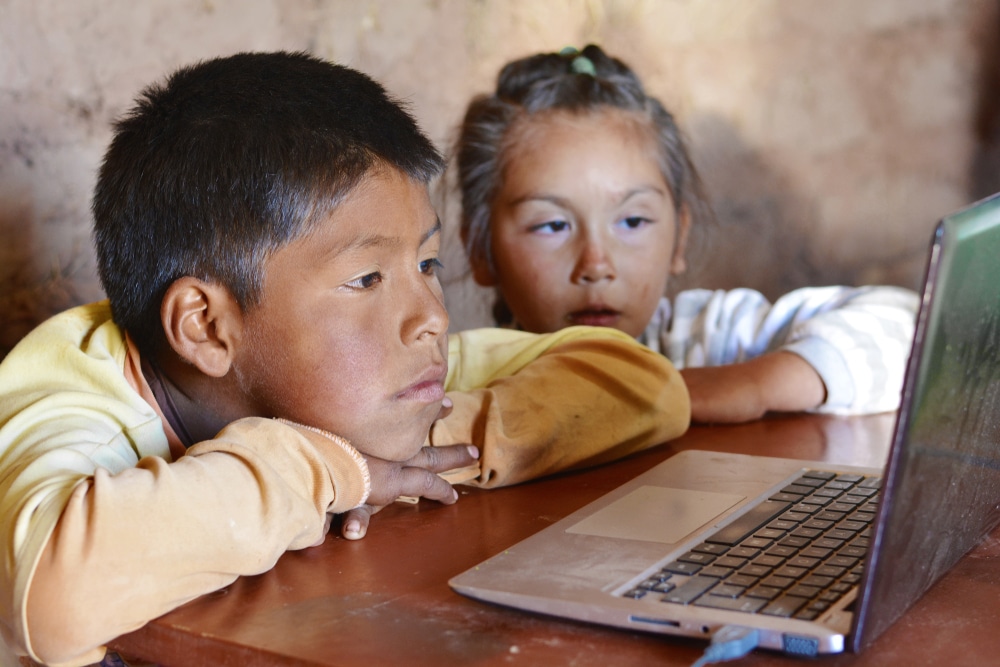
[110,413,1000,666]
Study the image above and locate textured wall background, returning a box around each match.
[1,0,998,357]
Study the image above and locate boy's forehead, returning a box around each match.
[304,170,439,254]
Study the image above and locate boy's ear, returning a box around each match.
[670,206,691,276]
[160,277,242,378]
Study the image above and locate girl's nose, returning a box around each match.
[571,238,616,284]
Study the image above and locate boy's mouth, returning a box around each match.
[566,308,621,328]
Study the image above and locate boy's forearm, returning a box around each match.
[20,418,365,666]
[431,332,690,487]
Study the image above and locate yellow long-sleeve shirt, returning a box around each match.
[0,301,689,666]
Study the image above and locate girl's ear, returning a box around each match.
[160,277,242,378]
[670,206,691,276]
[470,255,498,287]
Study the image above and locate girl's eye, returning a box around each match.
[618,216,652,230]
[420,258,443,275]
[346,271,383,290]
[529,220,570,234]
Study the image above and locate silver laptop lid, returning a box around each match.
[851,192,1000,651]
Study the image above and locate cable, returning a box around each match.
[690,625,760,667]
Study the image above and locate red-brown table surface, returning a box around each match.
[110,413,1000,666]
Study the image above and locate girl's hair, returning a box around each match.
[455,44,711,323]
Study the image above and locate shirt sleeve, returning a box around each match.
[0,308,369,666]
[649,286,920,415]
[430,326,691,487]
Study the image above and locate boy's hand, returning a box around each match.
[680,351,826,424]
[339,444,479,540]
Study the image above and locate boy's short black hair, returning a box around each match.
[92,51,444,355]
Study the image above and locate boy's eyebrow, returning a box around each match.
[329,219,441,256]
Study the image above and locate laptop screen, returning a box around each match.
[851,193,1000,651]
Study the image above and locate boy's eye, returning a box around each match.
[529,220,570,234]
[420,258,443,275]
[345,271,383,290]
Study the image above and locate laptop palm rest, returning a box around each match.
[567,487,744,544]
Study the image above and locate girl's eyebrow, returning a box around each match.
[509,185,667,209]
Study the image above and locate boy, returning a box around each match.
[0,52,688,666]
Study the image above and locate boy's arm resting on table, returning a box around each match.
[10,417,367,667]
[430,326,690,488]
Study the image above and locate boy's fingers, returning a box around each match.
[409,444,479,473]
[340,506,373,540]
[397,467,460,505]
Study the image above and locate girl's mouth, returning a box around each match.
[566,308,621,328]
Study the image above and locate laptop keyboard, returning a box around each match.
[621,470,881,620]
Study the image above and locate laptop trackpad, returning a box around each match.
[566,486,745,544]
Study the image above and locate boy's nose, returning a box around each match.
[571,240,616,284]
[405,280,448,342]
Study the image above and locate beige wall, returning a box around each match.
[1,0,997,356]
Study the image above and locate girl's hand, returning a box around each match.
[339,443,479,540]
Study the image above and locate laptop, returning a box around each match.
[449,192,1000,656]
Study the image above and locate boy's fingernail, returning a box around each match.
[344,519,362,539]
[467,445,480,459]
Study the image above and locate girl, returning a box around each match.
[454,44,919,424]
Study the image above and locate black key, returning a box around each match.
[815,510,846,522]
[786,584,821,598]
[835,474,864,483]
[851,487,878,497]
[794,608,821,620]
[742,537,773,549]
[828,555,859,568]
[859,476,882,488]
[651,580,676,593]
[814,565,847,578]
[771,492,804,503]
[761,596,807,617]
[774,565,808,579]
[790,527,822,539]
[710,583,745,598]
[693,542,729,555]
[766,545,798,558]
[706,500,791,546]
[661,576,717,604]
[754,555,785,568]
[768,519,798,531]
[802,470,836,481]
[794,477,826,488]
[694,595,768,613]
[664,561,702,575]
[623,588,647,599]
[781,511,811,523]
[801,574,834,588]
[814,537,845,550]
[779,536,811,548]
[782,484,814,495]
[714,556,747,569]
[839,520,867,532]
[787,556,820,569]
[726,574,758,588]
[824,480,855,490]
[739,564,772,578]
[799,547,832,559]
[699,566,734,578]
[813,488,843,498]
[679,551,717,565]
[826,529,856,541]
[761,575,795,589]
[747,585,782,600]
[802,519,835,531]
[790,503,821,514]
[839,546,867,559]
[755,528,785,540]
[729,546,760,559]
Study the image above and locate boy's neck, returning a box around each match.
[143,352,235,448]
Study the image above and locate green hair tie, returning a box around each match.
[560,46,596,77]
